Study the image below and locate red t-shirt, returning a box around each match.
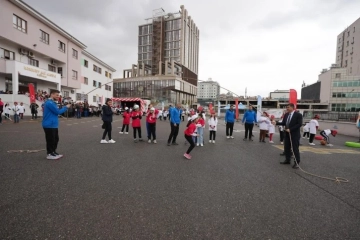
[197,118,205,127]
[184,123,196,136]
[131,111,142,127]
[146,110,159,123]
[123,112,131,125]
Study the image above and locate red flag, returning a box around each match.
[235,98,239,120]
[28,83,36,104]
[209,103,213,113]
[289,89,297,109]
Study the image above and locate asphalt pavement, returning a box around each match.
[0,116,359,239]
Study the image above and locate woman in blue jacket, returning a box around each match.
[225,105,235,139]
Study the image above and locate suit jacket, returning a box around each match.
[277,111,303,137]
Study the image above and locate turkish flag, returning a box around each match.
[289,89,297,109]
[235,98,239,119]
[28,83,36,104]
[209,103,213,113]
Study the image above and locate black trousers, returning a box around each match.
[102,121,112,140]
[226,122,234,136]
[284,132,300,164]
[185,134,195,154]
[43,128,59,154]
[31,112,37,119]
[209,130,216,140]
[279,131,284,142]
[303,132,309,138]
[121,124,129,133]
[320,131,329,143]
[168,123,179,143]
[0,111,2,123]
[244,123,254,139]
[133,127,142,139]
[148,123,156,140]
[309,133,315,143]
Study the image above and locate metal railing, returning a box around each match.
[303,111,358,122]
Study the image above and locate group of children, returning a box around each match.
[302,115,337,146]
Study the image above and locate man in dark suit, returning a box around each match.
[276,103,303,169]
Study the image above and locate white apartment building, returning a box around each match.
[197,79,220,99]
[77,51,116,105]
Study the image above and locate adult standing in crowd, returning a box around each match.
[30,102,39,120]
[242,105,257,141]
[225,105,235,139]
[12,102,20,123]
[42,90,71,160]
[0,98,3,124]
[100,98,116,144]
[167,103,181,146]
[277,103,303,169]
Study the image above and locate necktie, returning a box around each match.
[286,113,292,128]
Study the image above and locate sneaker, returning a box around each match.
[230,136,234,139]
[125,132,129,134]
[119,132,124,134]
[269,141,274,143]
[183,153,191,159]
[327,144,333,147]
[46,153,60,160]
[100,140,108,144]
[209,140,212,143]
[200,144,203,147]
[54,152,63,158]
[153,140,157,144]
[227,136,230,139]
[148,139,152,143]
[309,143,315,146]
[307,137,310,139]
[134,139,138,143]
[108,139,116,143]
[212,140,215,144]
[280,142,283,144]
[196,143,199,146]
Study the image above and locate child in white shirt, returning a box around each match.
[208,112,218,143]
[258,112,270,143]
[268,115,275,143]
[303,122,310,139]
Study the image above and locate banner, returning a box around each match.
[289,89,297,109]
[28,83,36,104]
[235,98,239,120]
[257,95,262,121]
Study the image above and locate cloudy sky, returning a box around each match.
[24,0,360,98]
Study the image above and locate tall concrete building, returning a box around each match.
[114,6,199,105]
[336,17,360,76]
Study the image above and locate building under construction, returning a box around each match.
[113,5,199,105]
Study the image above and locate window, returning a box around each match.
[346,51,348,56]
[108,85,111,91]
[72,49,78,59]
[93,64,98,72]
[348,31,350,37]
[109,73,112,79]
[76,93,81,101]
[352,37,355,44]
[93,80,97,87]
[13,14,27,33]
[84,77,88,85]
[98,67,102,74]
[48,65,56,72]
[63,91,69,98]
[40,30,49,44]
[105,71,108,77]
[338,38,341,43]
[28,58,39,67]
[58,41,65,53]
[350,67,352,74]
[84,60,88,67]
[98,82,101,88]
[351,57,353,63]
[1,48,15,60]
[93,96,96,102]
[72,70,78,80]
[345,60,348,66]
[354,27,356,32]
[105,85,108,90]
[335,73,341,78]
[58,67,63,77]
[347,41,349,46]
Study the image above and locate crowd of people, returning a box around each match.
[5,90,338,165]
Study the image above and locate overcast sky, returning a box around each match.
[24,0,360,98]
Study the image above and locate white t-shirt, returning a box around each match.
[303,123,309,132]
[268,123,275,134]
[309,119,319,134]
[18,105,25,113]
[208,117,218,131]
[258,116,270,130]
[324,129,331,136]
[4,106,11,114]
[12,105,20,114]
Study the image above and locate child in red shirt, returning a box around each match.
[131,105,143,142]
[120,107,130,134]
[146,107,159,143]
[184,115,199,159]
